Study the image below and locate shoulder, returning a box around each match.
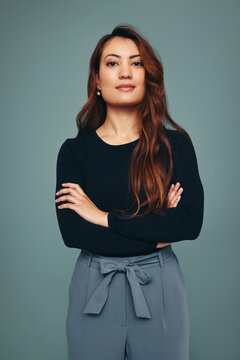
[56,135,86,169]
[164,128,194,149]
[58,132,94,158]
[163,128,198,166]
[60,133,88,149]
[57,131,99,166]
[164,128,191,142]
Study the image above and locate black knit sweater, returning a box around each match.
[55,128,204,257]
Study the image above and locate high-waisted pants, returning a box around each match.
[66,245,190,360]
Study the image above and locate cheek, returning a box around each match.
[135,77,146,95]
[99,70,117,87]
[135,71,145,86]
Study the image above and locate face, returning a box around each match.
[96,37,146,107]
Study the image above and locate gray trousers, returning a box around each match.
[66,245,190,360]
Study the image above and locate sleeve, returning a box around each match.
[107,133,204,244]
[54,139,158,257]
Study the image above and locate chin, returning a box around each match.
[110,101,142,108]
[106,97,144,107]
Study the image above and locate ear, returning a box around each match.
[96,74,101,89]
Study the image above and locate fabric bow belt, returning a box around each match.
[83,258,152,319]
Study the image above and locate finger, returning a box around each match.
[174,197,181,207]
[166,184,174,202]
[167,182,181,202]
[170,186,182,201]
[57,202,78,211]
[55,194,77,204]
[61,183,85,195]
[172,194,181,207]
[167,188,183,208]
[56,187,81,199]
[156,242,171,248]
[174,182,181,190]
[167,184,174,198]
[169,185,183,202]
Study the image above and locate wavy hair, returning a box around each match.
[76,24,191,218]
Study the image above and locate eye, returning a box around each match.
[106,61,117,66]
[132,62,143,66]
[106,61,143,67]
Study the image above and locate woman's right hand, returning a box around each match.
[155,182,183,248]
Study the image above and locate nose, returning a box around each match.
[119,63,132,79]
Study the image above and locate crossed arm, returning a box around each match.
[55,134,204,256]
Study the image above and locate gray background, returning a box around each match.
[1,0,239,359]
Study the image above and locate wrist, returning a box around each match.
[97,211,109,228]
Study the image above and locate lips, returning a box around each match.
[116,84,135,89]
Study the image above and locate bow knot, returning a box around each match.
[117,260,127,272]
[83,258,152,319]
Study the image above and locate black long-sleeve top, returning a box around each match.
[54,128,204,257]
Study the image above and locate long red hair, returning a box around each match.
[76,24,191,218]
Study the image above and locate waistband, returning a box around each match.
[79,245,177,320]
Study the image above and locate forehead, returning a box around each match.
[101,37,139,57]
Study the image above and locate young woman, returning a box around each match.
[55,25,204,360]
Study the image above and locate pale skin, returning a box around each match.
[55,36,184,249]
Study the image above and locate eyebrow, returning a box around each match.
[104,53,141,61]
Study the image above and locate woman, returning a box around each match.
[55,24,204,360]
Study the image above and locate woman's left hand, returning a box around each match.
[55,183,108,226]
